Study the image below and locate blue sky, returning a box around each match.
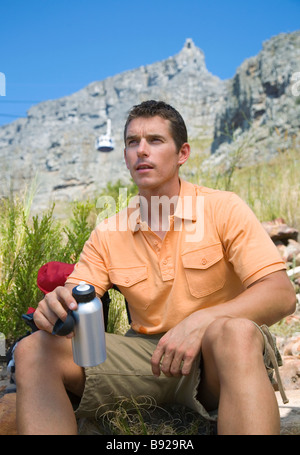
[0,0,299,126]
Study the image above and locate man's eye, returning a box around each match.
[128,140,138,146]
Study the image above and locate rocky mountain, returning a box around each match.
[0,31,299,212]
[210,30,300,167]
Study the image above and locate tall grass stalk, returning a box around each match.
[181,144,300,231]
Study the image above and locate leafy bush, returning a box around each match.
[61,200,97,263]
[0,196,95,341]
[0,180,136,342]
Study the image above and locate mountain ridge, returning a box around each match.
[0,31,299,212]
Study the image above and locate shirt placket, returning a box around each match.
[159,233,175,281]
[140,224,175,282]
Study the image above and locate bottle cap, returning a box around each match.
[72,282,96,302]
[77,281,90,291]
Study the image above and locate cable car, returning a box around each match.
[95,118,115,152]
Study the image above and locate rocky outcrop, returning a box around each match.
[210,31,300,167]
[0,32,299,212]
[0,38,225,212]
[262,218,300,270]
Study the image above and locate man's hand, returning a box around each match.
[33,285,77,336]
[151,311,212,377]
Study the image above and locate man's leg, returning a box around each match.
[14,330,85,435]
[197,317,280,435]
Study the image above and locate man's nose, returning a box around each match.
[137,138,149,156]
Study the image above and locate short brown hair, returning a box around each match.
[124,100,188,152]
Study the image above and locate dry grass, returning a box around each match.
[78,396,216,435]
[181,144,300,232]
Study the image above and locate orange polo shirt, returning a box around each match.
[66,179,285,334]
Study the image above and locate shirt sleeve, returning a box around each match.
[217,192,286,287]
[65,226,112,296]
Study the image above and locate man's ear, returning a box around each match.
[178,143,190,166]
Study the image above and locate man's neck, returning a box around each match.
[139,178,181,239]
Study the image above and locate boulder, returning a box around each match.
[282,336,300,358]
[261,219,299,244]
[279,357,300,390]
[276,390,300,435]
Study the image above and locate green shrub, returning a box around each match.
[0,180,136,342]
[0,200,63,340]
[0,194,97,340]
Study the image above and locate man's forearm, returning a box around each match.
[200,270,296,327]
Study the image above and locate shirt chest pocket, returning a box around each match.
[108,265,148,288]
[108,265,149,309]
[181,243,226,298]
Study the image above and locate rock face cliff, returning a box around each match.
[0,32,299,212]
[211,31,300,166]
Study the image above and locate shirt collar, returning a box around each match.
[173,179,197,222]
[129,178,197,232]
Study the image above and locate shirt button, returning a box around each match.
[125,277,130,284]
[154,240,158,246]
[162,259,167,265]
[201,258,207,265]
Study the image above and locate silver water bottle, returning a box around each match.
[71,282,106,367]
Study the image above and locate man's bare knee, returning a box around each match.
[14,330,84,396]
[15,330,62,367]
[15,331,44,369]
[202,317,264,363]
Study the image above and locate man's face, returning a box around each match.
[124,116,189,195]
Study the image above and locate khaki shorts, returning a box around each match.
[75,323,285,422]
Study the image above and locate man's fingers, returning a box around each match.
[55,286,77,311]
[33,286,77,334]
[180,352,195,376]
[33,304,57,333]
[151,345,164,377]
[168,352,185,377]
[151,336,184,377]
[160,351,176,377]
[151,339,196,378]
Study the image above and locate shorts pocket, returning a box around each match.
[181,243,226,298]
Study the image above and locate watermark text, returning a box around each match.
[0,72,6,96]
[95,189,204,242]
